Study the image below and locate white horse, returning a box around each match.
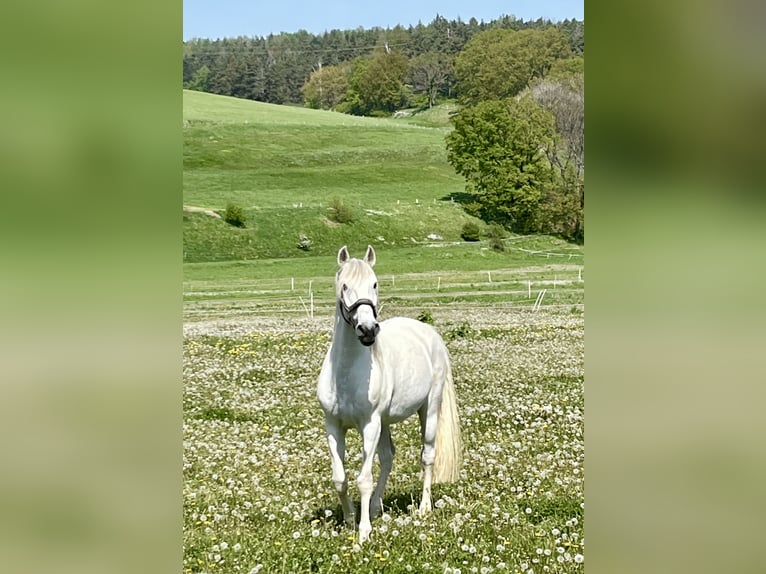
[317,245,462,543]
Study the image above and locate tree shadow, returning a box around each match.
[439,191,476,205]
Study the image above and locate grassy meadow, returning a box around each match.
[183,90,584,573]
[183,90,473,261]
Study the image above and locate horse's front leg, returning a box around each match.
[357,414,382,543]
[325,418,355,528]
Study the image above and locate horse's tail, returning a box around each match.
[433,366,462,483]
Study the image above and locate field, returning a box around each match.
[183,90,477,261]
[183,91,584,573]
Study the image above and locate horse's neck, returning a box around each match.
[330,309,372,370]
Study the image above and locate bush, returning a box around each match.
[416,310,434,325]
[297,233,312,251]
[487,223,506,252]
[445,322,475,340]
[223,203,246,228]
[461,221,481,242]
[328,197,354,224]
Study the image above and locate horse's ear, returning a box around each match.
[363,245,376,267]
[337,245,350,266]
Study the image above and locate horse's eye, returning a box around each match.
[341,284,348,292]
[373,282,378,290]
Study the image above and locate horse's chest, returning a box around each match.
[318,369,382,424]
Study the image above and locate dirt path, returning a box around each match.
[183,205,221,219]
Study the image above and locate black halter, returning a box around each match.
[339,297,378,326]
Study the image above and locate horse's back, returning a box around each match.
[377,316,449,360]
[372,317,450,422]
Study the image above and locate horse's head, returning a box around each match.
[336,245,380,346]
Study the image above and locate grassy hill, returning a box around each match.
[183,90,479,261]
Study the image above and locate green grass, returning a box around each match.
[184,237,582,280]
[183,310,584,574]
[393,102,459,128]
[183,239,583,319]
[183,90,478,261]
[183,200,479,261]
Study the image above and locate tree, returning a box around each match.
[454,28,571,106]
[301,63,351,110]
[181,17,582,107]
[446,96,557,232]
[186,65,210,92]
[529,73,585,240]
[547,56,584,80]
[341,51,410,116]
[408,52,452,108]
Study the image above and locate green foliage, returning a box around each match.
[454,28,571,106]
[182,17,583,108]
[487,223,507,251]
[416,310,434,324]
[548,56,585,80]
[446,96,557,233]
[460,221,481,241]
[445,321,475,340]
[301,64,350,110]
[343,51,411,115]
[185,65,210,92]
[223,203,246,228]
[297,233,312,251]
[327,197,354,224]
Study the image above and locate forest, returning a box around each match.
[183,15,582,108]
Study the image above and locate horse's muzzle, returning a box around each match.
[356,322,380,346]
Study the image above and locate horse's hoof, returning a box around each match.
[358,523,372,543]
[419,499,432,515]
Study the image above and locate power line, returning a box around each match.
[183,41,418,59]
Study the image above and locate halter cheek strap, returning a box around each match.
[339,298,378,326]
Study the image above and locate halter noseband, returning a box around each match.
[339,297,378,326]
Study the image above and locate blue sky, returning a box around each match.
[183,0,583,40]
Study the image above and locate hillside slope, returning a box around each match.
[183,90,476,261]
